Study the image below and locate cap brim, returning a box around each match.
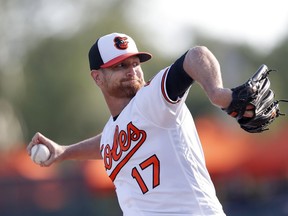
[100,52,152,69]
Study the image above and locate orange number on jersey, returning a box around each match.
[131,154,160,194]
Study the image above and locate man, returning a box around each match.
[28,32,240,215]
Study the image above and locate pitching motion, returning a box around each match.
[223,64,288,133]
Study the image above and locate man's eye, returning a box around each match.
[113,63,125,69]
[112,61,139,70]
[133,62,139,67]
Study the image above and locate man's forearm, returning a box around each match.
[62,133,102,160]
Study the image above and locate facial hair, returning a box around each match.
[106,77,145,99]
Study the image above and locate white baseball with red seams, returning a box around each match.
[30,144,51,164]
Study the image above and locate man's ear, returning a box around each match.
[91,70,102,86]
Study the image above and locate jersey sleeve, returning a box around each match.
[166,51,194,101]
[135,65,192,128]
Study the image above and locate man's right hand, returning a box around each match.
[27,132,66,167]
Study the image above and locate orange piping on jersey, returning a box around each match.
[161,68,181,104]
[103,122,147,181]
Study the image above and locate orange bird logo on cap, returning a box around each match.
[114,36,129,50]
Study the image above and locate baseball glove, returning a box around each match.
[223,64,288,133]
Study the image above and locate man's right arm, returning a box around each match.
[27,132,102,167]
[62,134,102,161]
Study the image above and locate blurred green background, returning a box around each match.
[1,0,288,215]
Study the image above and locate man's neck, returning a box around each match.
[105,96,132,118]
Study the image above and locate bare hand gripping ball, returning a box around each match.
[31,144,51,164]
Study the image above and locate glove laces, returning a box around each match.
[277,99,288,116]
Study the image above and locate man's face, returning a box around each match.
[100,56,145,99]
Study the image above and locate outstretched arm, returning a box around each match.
[27,132,102,167]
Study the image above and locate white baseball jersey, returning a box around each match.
[100,67,226,216]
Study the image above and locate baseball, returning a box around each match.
[30,144,51,165]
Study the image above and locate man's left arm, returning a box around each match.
[166,46,232,108]
[182,46,232,108]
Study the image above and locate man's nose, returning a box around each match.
[126,65,137,76]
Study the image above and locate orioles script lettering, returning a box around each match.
[101,122,147,181]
